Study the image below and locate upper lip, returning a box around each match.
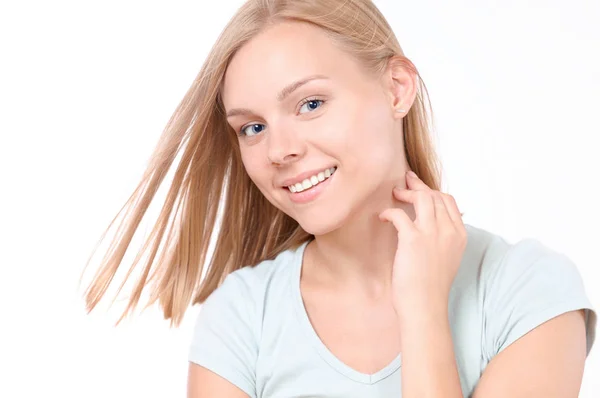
[280,166,336,187]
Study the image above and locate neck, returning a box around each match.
[303,198,416,302]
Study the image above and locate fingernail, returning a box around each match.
[407,170,417,178]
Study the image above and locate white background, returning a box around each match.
[1,0,598,396]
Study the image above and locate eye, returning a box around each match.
[239,123,265,137]
[299,98,324,114]
[238,97,326,138]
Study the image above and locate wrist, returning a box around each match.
[393,294,449,324]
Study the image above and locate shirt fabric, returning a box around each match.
[188,223,597,397]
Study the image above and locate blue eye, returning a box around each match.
[238,98,325,137]
[240,123,265,137]
[299,99,324,114]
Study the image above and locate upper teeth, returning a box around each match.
[288,167,337,193]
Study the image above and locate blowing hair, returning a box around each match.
[80,0,442,327]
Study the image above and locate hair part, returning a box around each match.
[80,0,441,327]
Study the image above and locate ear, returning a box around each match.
[381,56,418,117]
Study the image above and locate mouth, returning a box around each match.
[284,166,337,204]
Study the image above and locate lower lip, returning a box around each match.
[285,170,336,204]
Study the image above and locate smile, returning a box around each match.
[285,167,337,204]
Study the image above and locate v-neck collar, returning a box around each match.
[289,240,402,384]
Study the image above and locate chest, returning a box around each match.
[302,291,402,375]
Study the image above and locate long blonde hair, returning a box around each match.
[80,0,441,327]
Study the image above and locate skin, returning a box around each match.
[222,20,417,303]
[193,19,589,398]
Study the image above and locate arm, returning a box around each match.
[187,271,259,398]
[474,239,595,397]
[472,309,588,398]
[187,363,250,398]
[398,302,463,398]
[397,307,589,398]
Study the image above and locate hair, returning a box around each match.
[80,0,442,327]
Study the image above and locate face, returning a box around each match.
[221,21,409,235]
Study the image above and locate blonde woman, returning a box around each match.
[82,1,596,397]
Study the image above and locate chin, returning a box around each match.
[294,205,351,237]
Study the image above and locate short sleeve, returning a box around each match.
[188,271,258,398]
[482,238,597,362]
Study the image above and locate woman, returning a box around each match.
[82,0,596,397]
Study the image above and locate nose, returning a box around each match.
[266,123,306,166]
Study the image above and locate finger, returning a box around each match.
[405,170,431,191]
[432,191,453,227]
[393,188,435,229]
[405,171,454,229]
[440,193,464,228]
[378,207,417,235]
[404,170,436,227]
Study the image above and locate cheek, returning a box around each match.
[343,102,397,162]
[240,151,266,186]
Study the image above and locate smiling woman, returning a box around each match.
[80,1,596,397]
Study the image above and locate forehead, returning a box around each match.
[221,21,360,106]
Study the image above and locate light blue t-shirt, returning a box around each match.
[188,224,597,397]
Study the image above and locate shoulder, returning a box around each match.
[462,224,584,287]
[460,224,596,360]
[225,241,304,299]
[461,223,572,278]
[198,241,304,324]
[187,242,307,397]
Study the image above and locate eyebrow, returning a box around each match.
[226,74,329,118]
